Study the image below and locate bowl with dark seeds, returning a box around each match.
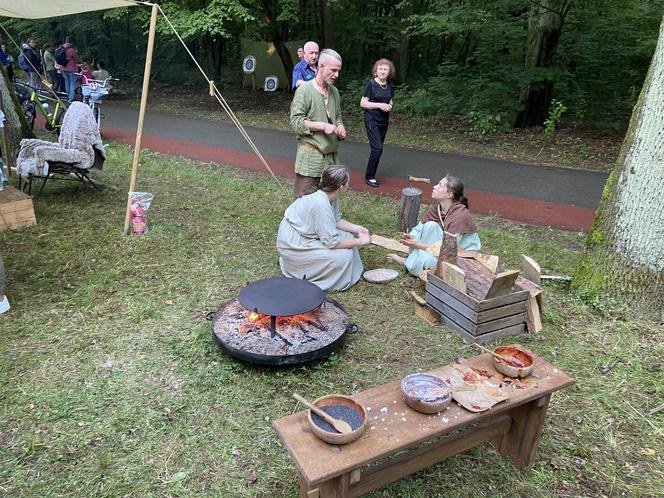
[307,394,367,444]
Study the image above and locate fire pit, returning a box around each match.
[212,277,355,365]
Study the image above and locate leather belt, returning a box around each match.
[298,140,321,152]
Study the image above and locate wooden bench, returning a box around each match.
[273,353,574,497]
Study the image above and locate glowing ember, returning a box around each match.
[248,311,260,322]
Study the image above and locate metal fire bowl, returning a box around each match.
[238,277,324,317]
[211,297,356,366]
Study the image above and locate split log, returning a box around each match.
[455,257,495,300]
[435,231,458,277]
[521,255,541,285]
[441,262,467,294]
[485,270,521,299]
[474,253,499,273]
[397,187,422,232]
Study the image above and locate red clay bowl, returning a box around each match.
[493,345,534,378]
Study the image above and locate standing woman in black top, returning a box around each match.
[360,58,395,187]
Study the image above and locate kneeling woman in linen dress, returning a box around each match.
[277,166,371,291]
[388,175,481,276]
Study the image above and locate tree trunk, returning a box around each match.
[514,0,570,128]
[319,0,336,48]
[573,17,664,319]
[0,65,33,147]
[391,1,413,84]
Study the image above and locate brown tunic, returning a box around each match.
[420,201,477,234]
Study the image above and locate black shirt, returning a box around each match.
[363,79,393,125]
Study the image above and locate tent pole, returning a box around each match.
[123,2,159,234]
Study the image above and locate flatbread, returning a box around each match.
[435,364,509,412]
[363,268,399,283]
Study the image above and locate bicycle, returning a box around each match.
[13,81,69,135]
[78,75,118,129]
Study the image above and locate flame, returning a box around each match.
[248,311,260,322]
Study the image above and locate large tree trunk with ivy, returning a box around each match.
[573,18,664,319]
[515,0,571,128]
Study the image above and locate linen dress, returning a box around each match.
[277,190,363,291]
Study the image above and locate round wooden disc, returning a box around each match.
[363,268,399,283]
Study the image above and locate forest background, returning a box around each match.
[2,0,663,136]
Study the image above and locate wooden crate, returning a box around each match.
[426,272,528,344]
[0,186,36,231]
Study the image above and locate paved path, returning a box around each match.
[102,103,610,231]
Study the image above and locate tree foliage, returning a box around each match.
[1,0,662,130]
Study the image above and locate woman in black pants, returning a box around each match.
[360,58,394,187]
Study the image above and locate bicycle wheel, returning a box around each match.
[52,108,66,136]
[23,102,36,131]
[92,106,101,126]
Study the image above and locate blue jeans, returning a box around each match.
[64,72,79,101]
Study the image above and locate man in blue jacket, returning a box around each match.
[291,41,318,91]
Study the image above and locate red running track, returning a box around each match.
[104,127,595,232]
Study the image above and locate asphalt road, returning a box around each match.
[102,103,610,230]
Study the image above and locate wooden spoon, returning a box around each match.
[472,343,522,368]
[293,393,353,434]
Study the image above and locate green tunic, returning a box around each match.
[290,81,344,177]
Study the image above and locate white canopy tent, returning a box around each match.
[0,0,140,20]
[1,0,280,233]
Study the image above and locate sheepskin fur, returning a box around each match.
[17,102,106,178]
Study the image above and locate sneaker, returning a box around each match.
[365,178,381,187]
[0,295,10,314]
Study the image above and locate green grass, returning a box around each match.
[0,145,662,497]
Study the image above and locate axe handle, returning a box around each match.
[408,176,430,184]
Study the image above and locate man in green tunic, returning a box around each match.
[290,49,346,196]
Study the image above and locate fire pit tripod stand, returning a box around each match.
[212,277,355,366]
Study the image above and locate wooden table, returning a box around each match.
[273,353,574,498]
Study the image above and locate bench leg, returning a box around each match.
[493,394,551,468]
[299,473,350,498]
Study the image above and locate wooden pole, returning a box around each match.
[123,2,159,234]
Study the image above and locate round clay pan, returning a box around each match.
[401,373,452,414]
[363,268,399,284]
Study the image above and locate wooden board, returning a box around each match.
[371,234,409,254]
[454,323,526,345]
[414,302,440,325]
[0,186,36,230]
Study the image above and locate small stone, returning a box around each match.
[401,417,407,422]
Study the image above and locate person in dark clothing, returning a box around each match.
[0,44,14,81]
[360,58,395,188]
[22,38,42,88]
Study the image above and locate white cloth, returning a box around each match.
[16,102,105,178]
[277,190,363,291]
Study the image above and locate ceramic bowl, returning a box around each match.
[492,345,535,378]
[307,394,367,445]
[401,373,452,414]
